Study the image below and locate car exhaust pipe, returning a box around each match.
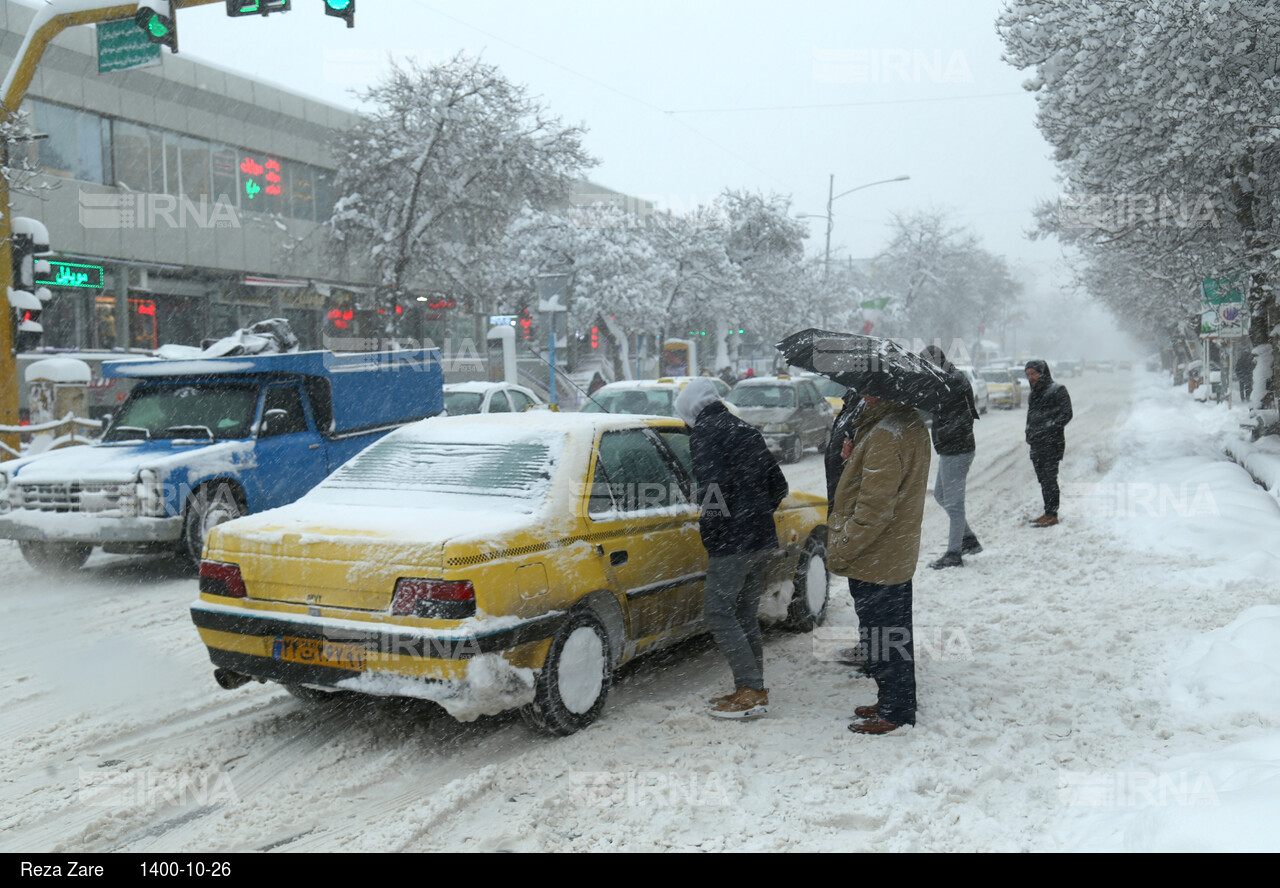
[214,668,251,690]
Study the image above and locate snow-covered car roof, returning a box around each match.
[443,381,536,394]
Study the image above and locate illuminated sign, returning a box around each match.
[37,261,105,289]
[240,155,285,200]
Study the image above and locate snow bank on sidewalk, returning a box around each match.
[1056,377,1280,852]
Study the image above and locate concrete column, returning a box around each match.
[114,267,129,349]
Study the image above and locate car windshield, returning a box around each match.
[444,391,484,415]
[580,389,675,416]
[981,370,1010,384]
[818,379,846,398]
[104,382,259,441]
[314,434,563,512]
[729,384,796,408]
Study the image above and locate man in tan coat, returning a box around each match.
[828,394,931,735]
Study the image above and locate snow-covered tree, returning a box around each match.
[327,54,595,338]
[999,0,1280,400]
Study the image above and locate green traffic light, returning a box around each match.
[145,15,170,38]
[326,0,352,9]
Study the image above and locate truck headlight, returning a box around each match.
[136,469,165,517]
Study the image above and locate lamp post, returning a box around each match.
[801,174,910,279]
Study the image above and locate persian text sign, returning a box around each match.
[1200,276,1247,339]
[97,19,161,74]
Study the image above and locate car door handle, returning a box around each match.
[610,550,628,566]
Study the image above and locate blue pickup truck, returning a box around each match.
[0,349,443,571]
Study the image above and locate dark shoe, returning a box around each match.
[848,716,909,735]
[1032,514,1059,528]
[960,534,983,555]
[853,702,880,719]
[928,551,963,569]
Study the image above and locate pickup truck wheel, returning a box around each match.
[183,482,244,567]
[18,541,92,573]
[782,533,829,632]
[521,610,612,736]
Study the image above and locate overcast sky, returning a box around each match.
[166,1,1066,274]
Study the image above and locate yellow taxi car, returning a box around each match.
[979,367,1023,409]
[191,412,829,735]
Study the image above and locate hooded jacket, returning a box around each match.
[827,398,931,585]
[676,377,789,556]
[1024,360,1073,452]
[920,346,978,456]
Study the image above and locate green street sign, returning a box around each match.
[97,18,161,74]
[36,261,105,290]
[1201,275,1242,306]
[860,297,891,311]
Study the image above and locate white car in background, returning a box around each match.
[443,381,544,415]
[953,365,989,414]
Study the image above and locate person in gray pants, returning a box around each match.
[675,377,789,719]
[921,346,981,568]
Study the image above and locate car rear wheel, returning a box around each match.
[183,482,245,568]
[18,540,92,573]
[783,532,829,632]
[522,610,612,736]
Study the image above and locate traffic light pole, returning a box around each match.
[0,1,224,459]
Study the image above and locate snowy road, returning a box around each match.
[2,371,1277,852]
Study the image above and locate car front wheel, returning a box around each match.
[522,610,612,736]
[183,482,245,568]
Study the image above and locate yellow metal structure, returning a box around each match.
[0,1,227,460]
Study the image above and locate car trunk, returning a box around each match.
[216,529,446,613]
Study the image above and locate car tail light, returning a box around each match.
[391,578,476,619]
[200,560,247,598]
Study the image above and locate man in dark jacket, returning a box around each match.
[676,377,788,719]
[921,346,982,567]
[1025,359,1073,527]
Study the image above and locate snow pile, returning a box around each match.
[24,358,91,384]
[1169,606,1280,719]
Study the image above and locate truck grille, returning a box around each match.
[16,482,125,513]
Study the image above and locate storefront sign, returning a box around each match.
[37,262,104,290]
[96,18,161,74]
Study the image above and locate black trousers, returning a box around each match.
[847,578,916,726]
[1030,445,1064,516]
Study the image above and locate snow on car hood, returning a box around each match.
[5,439,254,485]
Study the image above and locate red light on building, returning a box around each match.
[591,326,599,348]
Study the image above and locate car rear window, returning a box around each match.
[316,436,562,511]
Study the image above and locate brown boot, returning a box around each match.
[709,686,769,719]
[853,702,880,719]
[1033,514,1059,527]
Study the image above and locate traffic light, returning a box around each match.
[324,0,354,28]
[10,219,50,352]
[519,309,533,341]
[135,2,178,53]
[225,1,292,15]
[590,326,599,349]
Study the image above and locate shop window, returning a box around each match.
[95,296,158,351]
[180,136,212,203]
[112,120,152,192]
[30,100,109,184]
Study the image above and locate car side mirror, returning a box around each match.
[260,408,290,437]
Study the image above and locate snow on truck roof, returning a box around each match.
[100,348,441,379]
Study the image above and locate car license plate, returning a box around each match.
[272,635,366,670]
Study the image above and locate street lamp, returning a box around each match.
[800,174,910,279]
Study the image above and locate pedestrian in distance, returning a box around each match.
[1024,359,1073,527]
[920,346,982,568]
[827,393,931,735]
[675,376,789,720]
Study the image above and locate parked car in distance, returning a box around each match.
[726,375,833,463]
[578,377,730,417]
[444,381,544,415]
[979,367,1022,408]
[1116,360,1132,371]
[953,365,989,414]
[1097,360,1116,373]
[191,412,831,735]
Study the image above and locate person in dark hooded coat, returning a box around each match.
[1024,359,1073,527]
[675,377,788,719]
